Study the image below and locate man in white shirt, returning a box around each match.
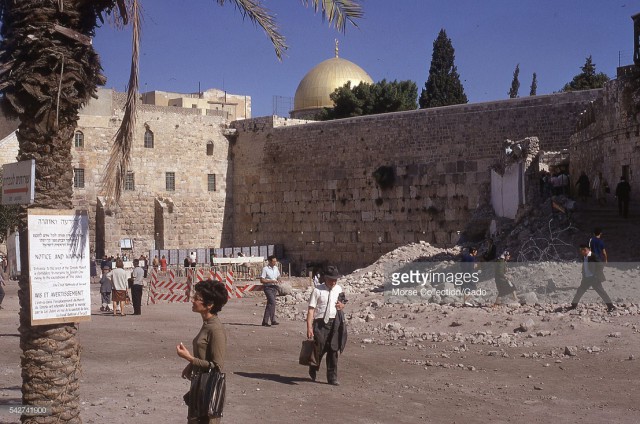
[306,266,347,385]
[131,259,145,315]
[260,255,281,326]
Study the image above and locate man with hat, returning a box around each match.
[306,266,348,385]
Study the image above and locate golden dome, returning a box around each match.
[293,57,373,112]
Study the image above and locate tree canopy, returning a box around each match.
[562,56,610,92]
[419,29,467,108]
[318,79,417,120]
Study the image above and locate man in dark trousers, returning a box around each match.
[565,244,615,312]
[131,259,145,315]
[615,176,631,218]
[260,255,281,326]
[306,266,347,386]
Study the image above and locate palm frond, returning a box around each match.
[217,0,288,60]
[301,0,363,32]
[102,0,139,205]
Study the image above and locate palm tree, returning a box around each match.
[0,1,362,422]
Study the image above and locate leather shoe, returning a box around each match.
[261,322,271,327]
[328,380,340,386]
[271,321,279,326]
[308,368,316,381]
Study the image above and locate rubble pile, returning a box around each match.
[489,197,578,262]
[340,241,461,295]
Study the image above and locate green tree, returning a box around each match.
[508,64,520,98]
[0,1,362,421]
[562,55,610,92]
[419,29,468,108]
[319,79,417,120]
[530,72,538,96]
[0,204,19,242]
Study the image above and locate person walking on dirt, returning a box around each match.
[306,266,347,385]
[493,251,518,306]
[564,244,615,313]
[260,255,281,326]
[615,176,631,218]
[461,247,478,306]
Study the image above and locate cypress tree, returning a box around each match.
[419,29,468,108]
[562,56,610,91]
[508,64,520,98]
[530,72,538,96]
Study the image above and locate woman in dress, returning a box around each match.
[160,255,168,272]
[110,259,129,316]
[177,279,228,424]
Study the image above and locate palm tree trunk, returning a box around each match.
[17,122,80,424]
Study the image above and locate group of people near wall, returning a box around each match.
[541,168,632,218]
[98,258,146,316]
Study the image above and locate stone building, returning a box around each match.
[1,87,244,258]
[570,64,640,199]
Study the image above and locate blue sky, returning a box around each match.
[94,0,636,117]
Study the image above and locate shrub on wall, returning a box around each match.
[372,166,395,189]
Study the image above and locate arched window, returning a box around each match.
[144,129,154,148]
[74,131,84,148]
[206,140,214,156]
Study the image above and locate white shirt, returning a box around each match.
[308,283,343,320]
[132,267,145,285]
[110,268,128,291]
[261,265,280,283]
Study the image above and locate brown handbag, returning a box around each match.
[299,339,318,366]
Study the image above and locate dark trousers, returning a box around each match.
[131,285,143,315]
[618,197,629,218]
[262,286,277,324]
[0,283,5,306]
[572,276,612,305]
[310,319,338,383]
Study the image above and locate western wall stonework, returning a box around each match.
[570,66,640,197]
[73,89,233,258]
[231,91,600,273]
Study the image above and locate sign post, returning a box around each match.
[2,159,35,205]
[27,209,91,325]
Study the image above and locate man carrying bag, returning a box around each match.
[306,266,348,386]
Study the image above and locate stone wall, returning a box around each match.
[570,66,640,198]
[73,89,233,258]
[231,91,600,273]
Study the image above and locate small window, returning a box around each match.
[74,131,84,148]
[74,168,85,189]
[206,141,214,156]
[166,172,175,191]
[144,129,154,148]
[124,172,135,191]
[208,174,216,192]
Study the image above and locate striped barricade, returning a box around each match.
[148,269,191,304]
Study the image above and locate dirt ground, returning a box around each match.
[1,277,640,424]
